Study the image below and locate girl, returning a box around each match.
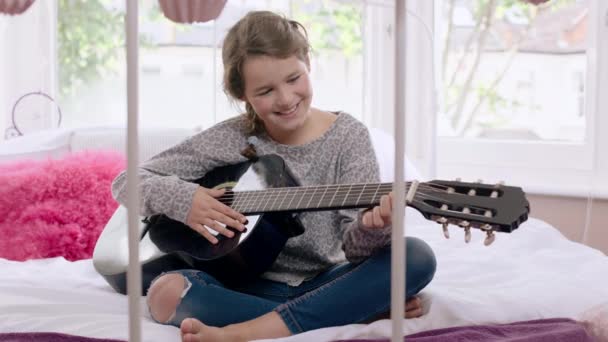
[112,10,436,342]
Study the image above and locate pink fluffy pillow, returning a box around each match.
[0,151,126,261]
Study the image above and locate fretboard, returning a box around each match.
[224,182,413,215]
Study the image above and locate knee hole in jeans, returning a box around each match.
[147,273,190,324]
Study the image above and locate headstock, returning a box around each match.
[408,179,530,245]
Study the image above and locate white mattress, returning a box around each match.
[1,214,607,342]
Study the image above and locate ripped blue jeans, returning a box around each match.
[153,236,436,334]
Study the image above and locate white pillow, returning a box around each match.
[69,126,196,161]
[0,126,197,163]
[0,128,72,162]
[368,127,423,182]
[0,126,422,182]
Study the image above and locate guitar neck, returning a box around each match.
[225,182,413,215]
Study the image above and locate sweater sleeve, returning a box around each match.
[111,118,248,224]
[337,123,392,264]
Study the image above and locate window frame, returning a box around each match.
[366,0,607,198]
[433,0,608,198]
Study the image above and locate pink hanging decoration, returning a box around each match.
[158,0,227,24]
[0,0,35,15]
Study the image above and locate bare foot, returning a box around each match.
[365,296,424,322]
[180,318,242,342]
[404,297,423,318]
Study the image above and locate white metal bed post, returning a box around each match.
[125,1,142,342]
[391,1,407,342]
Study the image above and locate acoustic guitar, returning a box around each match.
[93,154,530,295]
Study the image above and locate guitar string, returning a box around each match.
[222,183,436,209]
[220,184,483,207]
[217,182,453,204]
[227,193,498,226]
[222,184,489,209]
[226,186,496,217]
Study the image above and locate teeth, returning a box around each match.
[278,104,297,115]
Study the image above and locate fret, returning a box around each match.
[279,188,290,210]
[371,184,381,205]
[295,187,306,211]
[318,185,328,208]
[267,188,278,211]
[245,191,256,213]
[341,184,353,206]
[261,188,272,212]
[355,184,366,205]
[237,190,250,213]
[273,188,286,211]
[286,188,297,211]
[274,188,284,211]
[328,186,339,208]
[305,186,318,209]
[231,191,241,212]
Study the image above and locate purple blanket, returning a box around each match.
[0,332,124,342]
[336,318,594,342]
[0,318,593,342]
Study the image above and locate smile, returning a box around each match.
[275,102,299,116]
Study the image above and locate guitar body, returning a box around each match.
[93,155,305,295]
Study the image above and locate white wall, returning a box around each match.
[0,1,57,138]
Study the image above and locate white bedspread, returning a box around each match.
[1,215,607,342]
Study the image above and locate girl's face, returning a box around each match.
[241,54,313,142]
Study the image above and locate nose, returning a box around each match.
[275,87,292,109]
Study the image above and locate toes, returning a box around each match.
[182,333,197,342]
[405,307,423,319]
[180,318,204,335]
[405,296,421,310]
[404,296,423,319]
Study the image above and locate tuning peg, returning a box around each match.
[464,227,471,243]
[455,177,462,182]
[484,231,496,246]
[494,181,505,188]
[484,210,493,218]
[459,220,470,228]
[481,224,493,231]
[467,189,476,196]
[436,217,448,224]
[490,191,499,198]
[442,222,450,239]
[440,204,449,211]
[447,187,455,194]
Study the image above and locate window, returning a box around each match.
[433,0,608,197]
[438,0,589,142]
[4,0,605,197]
[355,0,607,197]
[1,0,365,136]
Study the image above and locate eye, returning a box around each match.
[287,75,300,83]
[257,89,272,96]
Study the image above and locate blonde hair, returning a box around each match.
[222,11,310,134]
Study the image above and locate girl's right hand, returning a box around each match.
[185,187,248,244]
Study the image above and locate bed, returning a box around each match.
[1,215,607,341]
[1,127,607,342]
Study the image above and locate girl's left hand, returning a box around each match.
[361,191,393,229]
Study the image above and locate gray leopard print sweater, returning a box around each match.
[111,112,392,286]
